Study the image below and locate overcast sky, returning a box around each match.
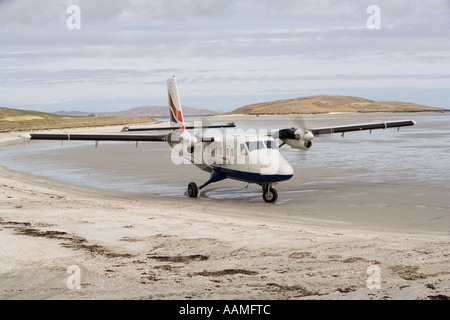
[1,0,449,112]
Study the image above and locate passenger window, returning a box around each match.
[240,143,248,155]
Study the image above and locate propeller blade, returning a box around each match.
[277,127,297,140]
[275,114,315,142]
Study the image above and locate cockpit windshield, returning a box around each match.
[245,140,277,152]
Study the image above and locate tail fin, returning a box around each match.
[167,76,185,131]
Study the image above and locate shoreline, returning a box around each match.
[215,110,446,117]
[1,165,449,300]
[1,122,449,300]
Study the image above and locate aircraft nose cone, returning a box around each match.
[277,156,294,177]
[278,162,294,176]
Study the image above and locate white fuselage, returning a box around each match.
[168,131,294,184]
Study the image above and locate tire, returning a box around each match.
[263,187,278,203]
[188,182,199,198]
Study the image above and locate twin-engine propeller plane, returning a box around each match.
[20,77,416,203]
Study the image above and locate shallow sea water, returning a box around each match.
[1,112,449,231]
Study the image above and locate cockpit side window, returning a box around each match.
[265,140,277,149]
[246,141,266,152]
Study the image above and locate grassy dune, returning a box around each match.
[228,95,442,115]
[0,107,155,132]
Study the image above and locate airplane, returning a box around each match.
[20,77,416,203]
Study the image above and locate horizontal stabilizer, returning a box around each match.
[122,122,235,132]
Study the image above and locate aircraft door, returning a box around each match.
[236,142,249,170]
[225,144,234,164]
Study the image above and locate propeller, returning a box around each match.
[275,114,315,150]
[277,115,314,141]
[292,114,315,141]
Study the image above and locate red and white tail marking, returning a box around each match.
[167,76,185,131]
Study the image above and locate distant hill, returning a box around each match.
[0,107,58,121]
[228,95,442,115]
[55,105,219,117]
[0,107,153,132]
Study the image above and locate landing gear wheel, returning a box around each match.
[188,182,199,198]
[263,187,278,203]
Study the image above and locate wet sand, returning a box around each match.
[1,116,449,299]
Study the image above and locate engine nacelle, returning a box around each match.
[284,138,312,150]
[181,131,198,146]
[276,127,314,150]
[168,131,197,145]
[294,128,314,142]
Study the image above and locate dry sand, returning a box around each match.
[0,129,449,300]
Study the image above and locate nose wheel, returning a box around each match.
[262,184,278,203]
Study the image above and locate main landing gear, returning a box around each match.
[187,169,226,199]
[187,181,278,203]
[188,182,199,198]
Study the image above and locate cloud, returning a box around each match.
[1,0,449,111]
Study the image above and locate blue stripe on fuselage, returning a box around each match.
[194,164,293,184]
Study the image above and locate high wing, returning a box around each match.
[20,133,167,142]
[310,120,416,136]
[276,120,416,140]
[275,120,416,150]
[19,131,215,143]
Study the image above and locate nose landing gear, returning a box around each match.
[261,184,278,203]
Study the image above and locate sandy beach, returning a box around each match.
[1,123,449,300]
